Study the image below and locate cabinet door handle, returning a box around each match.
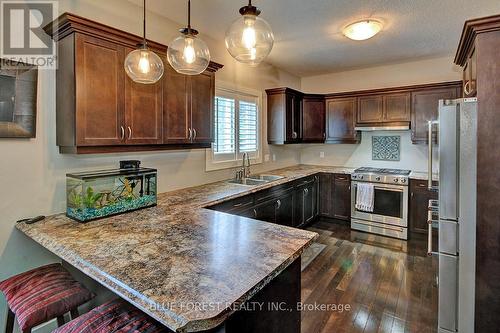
[292,131,298,139]
[253,209,257,218]
[464,81,471,95]
[193,128,197,140]
[323,133,326,140]
[127,126,132,140]
[276,199,281,209]
[188,128,192,141]
[304,188,309,195]
[120,126,125,140]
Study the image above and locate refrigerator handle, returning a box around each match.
[427,200,439,256]
[427,120,439,191]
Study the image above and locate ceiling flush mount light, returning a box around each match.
[343,19,383,41]
[225,0,274,66]
[167,0,210,75]
[124,0,164,84]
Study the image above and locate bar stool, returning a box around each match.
[0,263,95,333]
[53,299,170,333]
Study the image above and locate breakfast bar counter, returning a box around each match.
[14,165,356,332]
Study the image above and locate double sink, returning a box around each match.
[228,174,284,186]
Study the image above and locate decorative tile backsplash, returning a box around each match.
[372,136,401,161]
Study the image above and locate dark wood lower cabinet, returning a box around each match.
[332,174,351,220]
[409,179,438,234]
[223,258,301,333]
[208,175,320,228]
[319,173,351,221]
[295,176,319,227]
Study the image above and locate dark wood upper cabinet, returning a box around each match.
[190,72,215,144]
[46,13,222,154]
[384,93,411,122]
[124,48,163,145]
[164,68,214,145]
[302,95,326,142]
[74,34,125,146]
[411,84,460,144]
[266,88,303,144]
[164,65,190,144]
[325,97,360,143]
[267,82,459,146]
[357,93,410,125]
[357,95,383,123]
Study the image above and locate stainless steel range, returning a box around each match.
[351,167,410,240]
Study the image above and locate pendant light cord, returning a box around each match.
[187,0,191,34]
[142,0,147,45]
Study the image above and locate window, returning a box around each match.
[207,86,261,170]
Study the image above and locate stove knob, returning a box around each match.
[375,176,381,181]
[393,178,399,183]
[359,175,364,180]
[352,175,357,179]
[401,178,406,184]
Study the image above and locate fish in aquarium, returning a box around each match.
[66,166,157,222]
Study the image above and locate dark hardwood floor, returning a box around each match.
[302,219,438,333]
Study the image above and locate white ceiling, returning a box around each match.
[135,0,500,77]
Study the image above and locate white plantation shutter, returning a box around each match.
[214,96,235,154]
[238,100,258,153]
[211,88,260,164]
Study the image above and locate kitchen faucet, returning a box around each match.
[236,153,251,180]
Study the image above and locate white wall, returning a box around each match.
[0,1,301,330]
[299,131,432,172]
[301,56,461,93]
[298,56,461,170]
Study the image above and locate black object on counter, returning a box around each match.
[120,160,141,169]
[17,216,46,224]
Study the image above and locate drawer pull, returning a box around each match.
[233,201,251,208]
[276,199,281,209]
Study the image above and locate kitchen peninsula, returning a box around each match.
[15,166,330,333]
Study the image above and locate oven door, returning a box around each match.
[351,181,408,227]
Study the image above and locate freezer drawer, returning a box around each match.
[439,254,458,332]
[439,219,458,255]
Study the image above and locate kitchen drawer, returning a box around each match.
[208,195,254,213]
[254,182,295,203]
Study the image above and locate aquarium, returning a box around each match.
[66,166,157,222]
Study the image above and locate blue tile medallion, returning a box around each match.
[372,136,401,161]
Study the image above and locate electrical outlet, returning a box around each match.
[272,154,276,161]
[264,154,270,162]
[320,151,325,158]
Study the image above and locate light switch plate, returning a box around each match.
[320,151,325,158]
[264,154,270,162]
[272,154,276,161]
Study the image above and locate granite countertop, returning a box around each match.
[409,171,439,181]
[17,165,352,332]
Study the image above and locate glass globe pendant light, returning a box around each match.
[225,0,274,66]
[124,0,164,84]
[167,0,211,75]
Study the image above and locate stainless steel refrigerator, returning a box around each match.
[427,98,477,333]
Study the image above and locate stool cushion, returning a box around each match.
[54,299,170,333]
[0,263,95,331]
